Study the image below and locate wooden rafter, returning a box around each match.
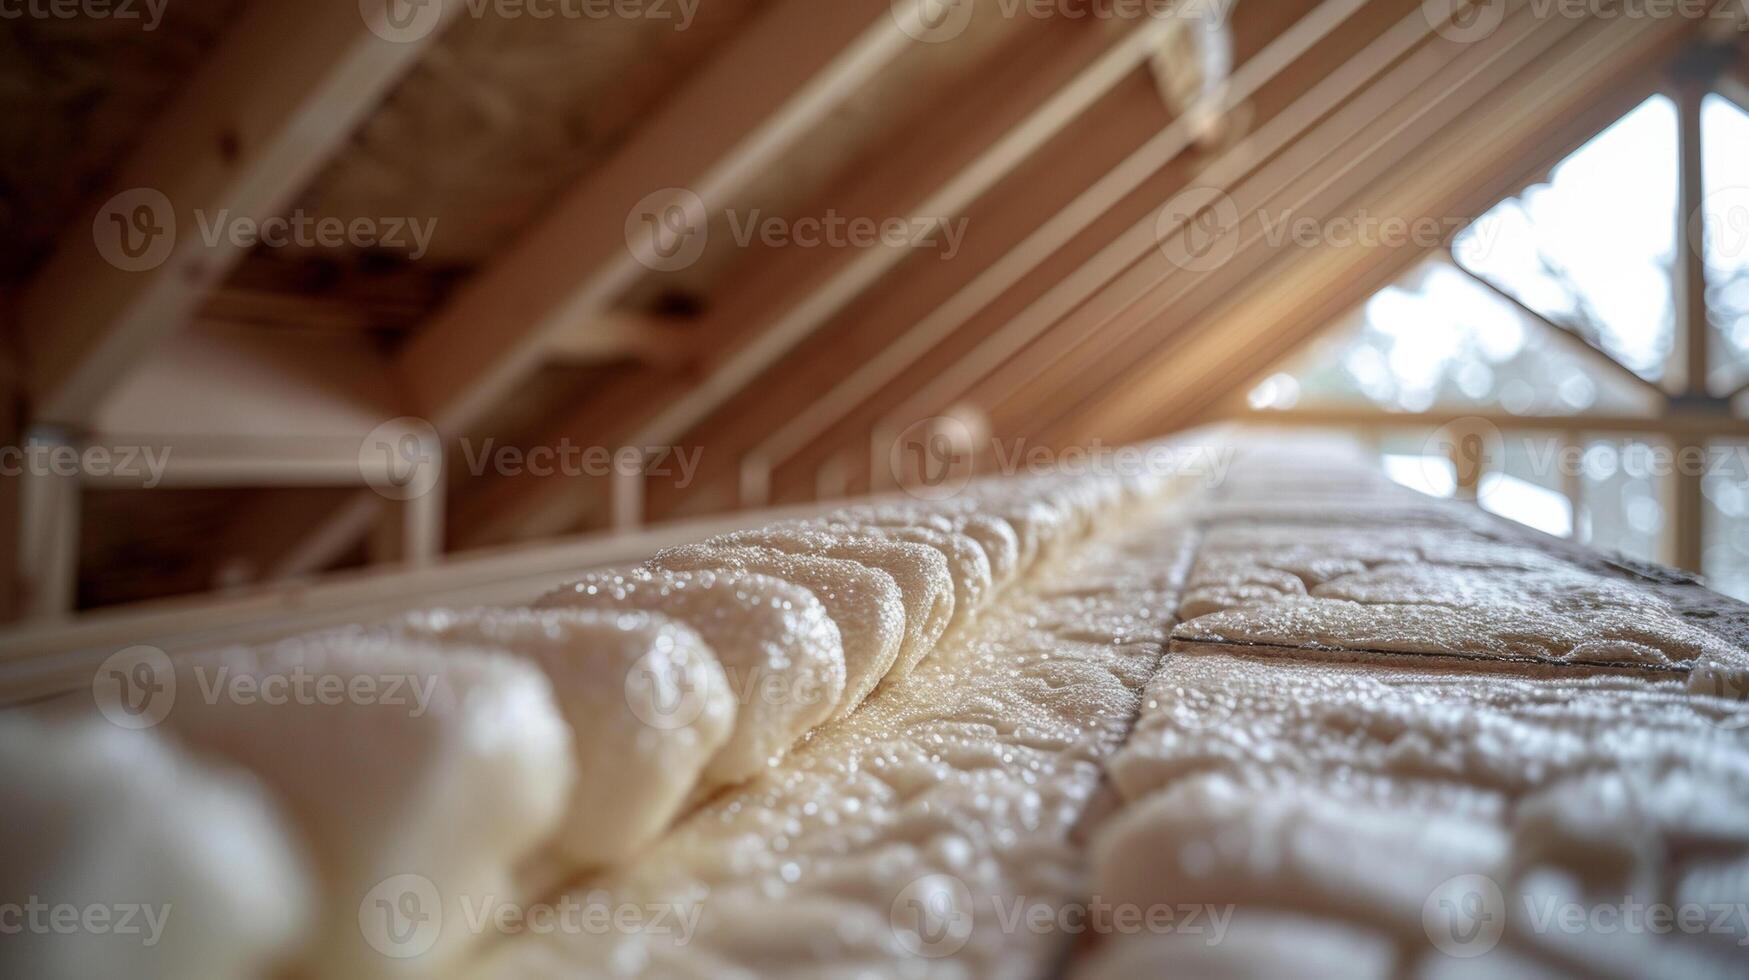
[1444,251,1670,400]
[746,0,1369,493]
[243,0,919,576]
[1071,17,1702,449]
[978,0,1589,452]
[851,0,1457,492]
[18,0,456,426]
[394,0,913,434]
[1227,407,1749,437]
[454,9,1226,544]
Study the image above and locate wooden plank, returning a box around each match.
[0,499,854,707]
[393,0,909,434]
[975,0,1563,446]
[863,0,1443,484]
[747,0,1371,487]
[1158,81,1669,441]
[1075,19,1695,447]
[1224,408,1749,437]
[269,0,914,573]
[1446,253,1671,400]
[611,14,1197,459]
[1674,75,1710,570]
[16,429,81,620]
[456,11,1216,543]
[19,0,456,425]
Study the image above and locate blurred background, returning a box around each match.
[2,0,1747,627]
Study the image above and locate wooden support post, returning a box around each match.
[1562,429,1585,542]
[17,428,81,619]
[1449,418,1485,503]
[1674,74,1709,572]
[611,462,644,533]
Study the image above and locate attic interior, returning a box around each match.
[4,1,1749,978]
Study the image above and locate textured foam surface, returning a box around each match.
[387,607,737,868]
[538,568,846,785]
[468,512,1196,979]
[162,633,573,977]
[710,526,954,680]
[648,545,905,719]
[0,715,311,980]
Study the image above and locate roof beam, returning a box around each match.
[454,10,1218,544]
[18,0,454,426]
[1226,407,1749,437]
[1445,251,1670,400]
[249,0,917,574]
[747,0,1367,489]
[986,0,1576,441]
[858,0,1440,485]
[393,0,912,434]
[1074,20,1697,446]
